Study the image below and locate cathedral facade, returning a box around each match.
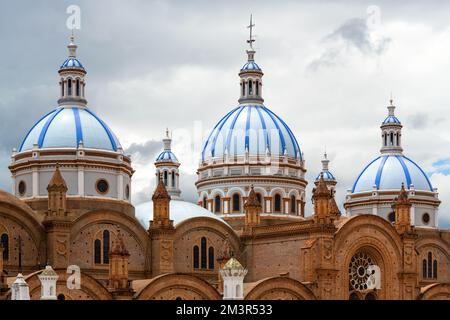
[0,30,449,301]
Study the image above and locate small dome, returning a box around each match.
[352,155,433,193]
[60,58,84,69]
[382,115,401,124]
[156,150,178,162]
[201,105,302,161]
[241,61,261,71]
[135,199,228,229]
[316,170,335,181]
[19,106,121,152]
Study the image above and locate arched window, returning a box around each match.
[1,233,8,260]
[256,193,262,206]
[422,259,427,278]
[349,292,360,300]
[365,292,376,300]
[171,171,175,187]
[290,196,296,214]
[103,230,110,264]
[232,193,240,212]
[390,132,394,146]
[164,171,168,186]
[61,80,64,97]
[94,239,101,264]
[68,79,72,96]
[433,260,438,279]
[76,79,80,96]
[248,80,253,95]
[201,237,207,269]
[208,247,214,270]
[274,194,282,213]
[236,284,241,298]
[256,81,259,95]
[193,245,199,269]
[203,196,207,209]
[214,195,221,213]
[427,252,432,278]
[388,212,395,223]
[384,134,387,146]
[242,82,245,96]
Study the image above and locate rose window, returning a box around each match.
[349,252,375,291]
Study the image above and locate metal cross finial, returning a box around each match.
[390,92,393,106]
[247,14,255,49]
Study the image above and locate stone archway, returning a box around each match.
[135,273,221,300]
[419,283,450,300]
[245,276,316,300]
[334,215,403,300]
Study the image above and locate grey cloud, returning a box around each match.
[126,140,161,164]
[407,113,429,129]
[308,18,391,71]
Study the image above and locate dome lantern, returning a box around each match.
[58,34,87,107]
[380,97,403,154]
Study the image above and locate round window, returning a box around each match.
[96,179,109,194]
[18,181,26,196]
[125,184,130,199]
[422,213,430,224]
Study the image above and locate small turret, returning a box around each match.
[11,273,30,300]
[244,186,262,229]
[393,183,412,234]
[150,174,173,229]
[219,257,248,300]
[38,265,59,300]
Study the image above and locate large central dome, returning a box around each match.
[19,106,121,152]
[201,104,301,161]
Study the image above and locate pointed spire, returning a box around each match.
[245,185,261,208]
[48,164,67,190]
[321,150,330,171]
[163,128,172,151]
[314,173,329,197]
[68,33,77,58]
[239,15,264,104]
[247,14,255,50]
[152,173,171,201]
[388,94,396,116]
[396,183,410,205]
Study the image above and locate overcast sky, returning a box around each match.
[1,0,450,228]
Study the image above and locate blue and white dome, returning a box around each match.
[201,105,302,161]
[241,61,261,71]
[382,115,401,124]
[19,106,121,152]
[156,150,178,162]
[60,58,84,69]
[352,155,433,193]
